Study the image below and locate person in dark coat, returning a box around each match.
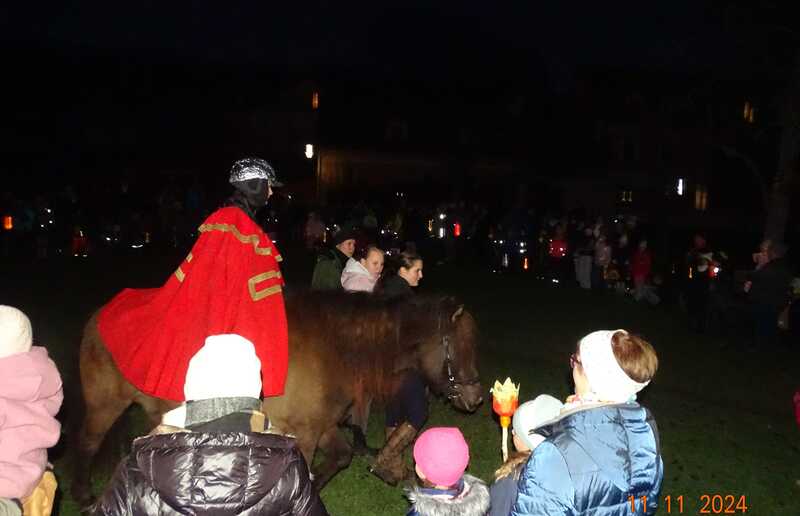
[370,251,427,484]
[512,330,663,516]
[686,234,713,332]
[376,250,423,301]
[745,241,793,350]
[310,229,356,291]
[92,334,327,516]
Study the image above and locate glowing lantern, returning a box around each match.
[523,256,529,270]
[491,378,520,461]
[427,219,434,233]
[2,215,12,230]
[548,239,567,259]
[305,144,314,159]
[453,222,461,237]
[312,91,319,110]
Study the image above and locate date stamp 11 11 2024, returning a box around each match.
[628,494,749,513]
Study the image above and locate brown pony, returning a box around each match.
[72,291,483,506]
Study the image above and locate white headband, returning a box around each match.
[579,329,649,403]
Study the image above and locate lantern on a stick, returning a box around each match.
[491,377,519,461]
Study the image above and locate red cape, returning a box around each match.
[98,207,288,402]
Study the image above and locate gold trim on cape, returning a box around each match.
[175,266,185,282]
[248,271,283,301]
[198,223,275,256]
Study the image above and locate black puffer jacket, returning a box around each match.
[92,431,327,516]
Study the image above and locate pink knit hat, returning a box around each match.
[413,427,469,487]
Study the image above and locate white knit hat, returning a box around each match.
[579,329,650,403]
[512,395,564,450]
[0,305,33,359]
[183,334,262,401]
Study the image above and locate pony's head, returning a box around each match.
[414,297,483,413]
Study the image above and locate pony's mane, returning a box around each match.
[285,290,457,403]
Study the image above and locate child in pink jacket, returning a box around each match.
[341,246,385,293]
[0,306,63,500]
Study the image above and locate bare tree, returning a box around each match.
[718,2,799,242]
[764,51,800,241]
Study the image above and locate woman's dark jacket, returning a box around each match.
[379,275,414,301]
[92,430,327,516]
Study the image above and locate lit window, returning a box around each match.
[312,92,319,110]
[620,190,633,203]
[677,178,685,196]
[695,185,708,211]
[305,144,314,159]
[743,101,754,123]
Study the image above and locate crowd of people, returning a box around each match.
[1,156,795,515]
[0,305,663,516]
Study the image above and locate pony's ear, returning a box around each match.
[450,305,465,324]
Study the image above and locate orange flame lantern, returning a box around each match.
[2,215,12,231]
[491,377,520,461]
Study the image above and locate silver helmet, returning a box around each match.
[228,157,283,187]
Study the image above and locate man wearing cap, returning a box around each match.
[97,158,288,403]
[310,229,356,291]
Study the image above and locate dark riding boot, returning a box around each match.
[369,422,417,485]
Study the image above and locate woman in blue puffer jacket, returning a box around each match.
[511,329,663,516]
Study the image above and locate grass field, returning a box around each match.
[2,246,798,515]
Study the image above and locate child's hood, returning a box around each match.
[343,258,371,276]
[0,346,63,403]
[406,475,490,516]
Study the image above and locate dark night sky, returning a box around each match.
[1,1,795,185]
[1,1,742,77]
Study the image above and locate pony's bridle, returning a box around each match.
[439,321,480,403]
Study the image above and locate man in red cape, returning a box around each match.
[98,158,288,402]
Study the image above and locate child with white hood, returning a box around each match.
[488,394,563,516]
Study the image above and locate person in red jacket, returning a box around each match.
[630,239,653,302]
[97,158,288,402]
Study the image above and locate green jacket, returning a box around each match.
[311,249,346,291]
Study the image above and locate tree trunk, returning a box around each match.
[764,126,799,242]
[764,51,800,242]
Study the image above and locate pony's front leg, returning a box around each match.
[312,426,353,491]
[347,398,377,456]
